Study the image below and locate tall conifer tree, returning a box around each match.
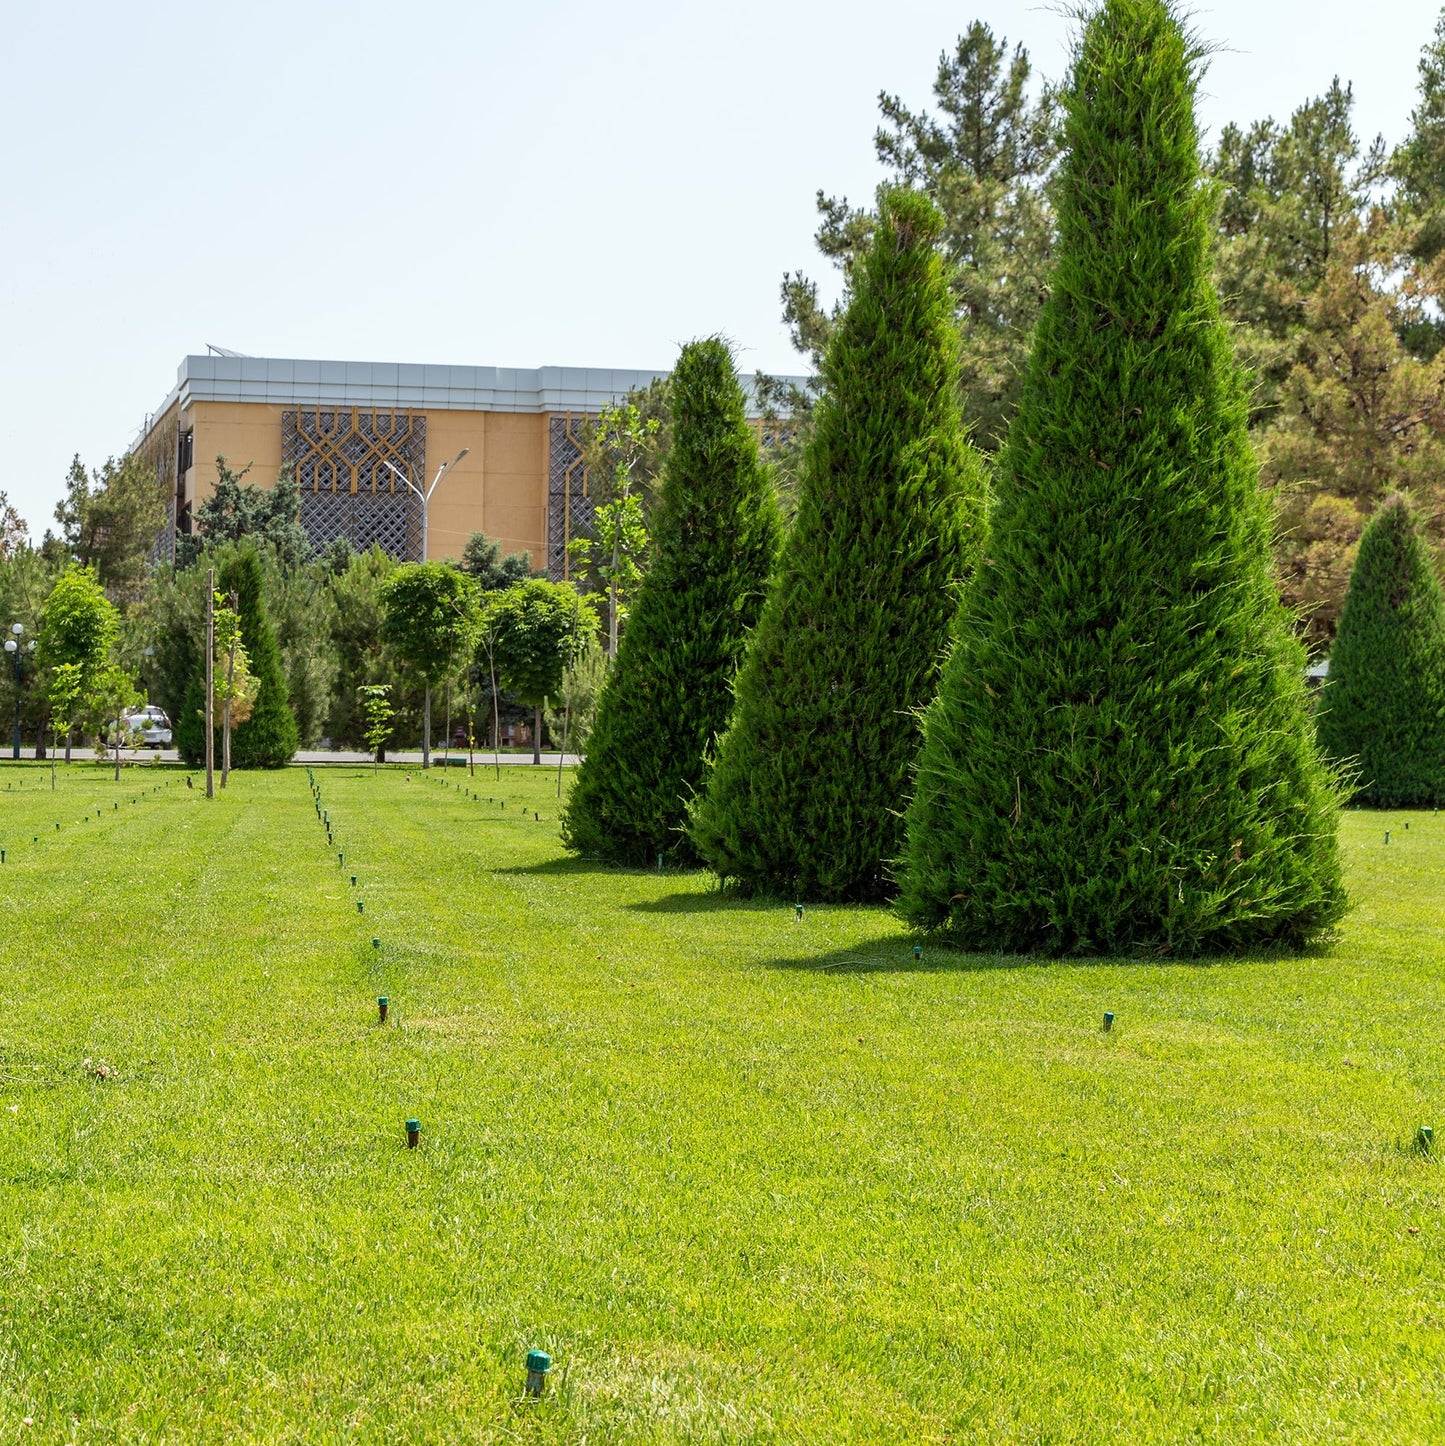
[178,546,297,768]
[899,0,1345,954]
[690,188,989,901]
[1317,494,1445,805]
[561,339,780,865]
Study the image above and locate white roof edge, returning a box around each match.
[130,355,811,449]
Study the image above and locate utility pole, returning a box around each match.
[204,568,215,798]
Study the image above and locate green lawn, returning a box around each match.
[0,761,1440,1443]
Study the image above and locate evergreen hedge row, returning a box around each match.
[690,188,989,901]
[898,0,1346,953]
[561,338,780,864]
[1318,494,1445,805]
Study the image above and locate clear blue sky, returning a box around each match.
[1,0,1437,538]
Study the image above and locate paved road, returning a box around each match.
[14,748,583,768]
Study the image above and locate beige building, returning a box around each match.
[132,352,796,577]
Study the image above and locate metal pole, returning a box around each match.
[204,569,215,798]
[10,650,20,760]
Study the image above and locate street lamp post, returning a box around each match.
[4,622,37,760]
[379,449,470,770]
[380,448,470,564]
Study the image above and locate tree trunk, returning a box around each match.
[489,657,501,781]
[64,729,71,763]
[532,703,542,765]
[222,635,235,788]
[204,569,215,799]
[444,681,451,769]
[422,684,431,770]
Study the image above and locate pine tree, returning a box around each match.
[1317,494,1445,805]
[898,0,1346,955]
[690,188,989,902]
[561,338,781,865]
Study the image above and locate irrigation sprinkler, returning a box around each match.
[378,996,389,1024]
[525,1350,551,1397]
[1104,1011,1115,1031]
[406,1118,420,1149]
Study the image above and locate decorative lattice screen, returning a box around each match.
[546,414,592,580]
[283,408,427,559]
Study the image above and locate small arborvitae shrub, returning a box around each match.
[898,0,1346,954]
[561,338,780,865]
[690,188,989,901]
[223,547,298,767]
[1318,494,1445,806]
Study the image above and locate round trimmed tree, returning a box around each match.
[689,188,990,901]
[1317,494,1445,805]
[561,339,780,865]
[898,0,1345,954]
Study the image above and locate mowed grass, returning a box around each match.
[0,761,1441,1443]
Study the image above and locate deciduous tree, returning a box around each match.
[380,562,479,767]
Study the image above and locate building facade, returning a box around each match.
[131,353,798,577]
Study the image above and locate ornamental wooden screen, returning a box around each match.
[546,413,592,581]
[283,408,427,559]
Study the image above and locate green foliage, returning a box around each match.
[45,663,85,741]
[1395,8,1445,263]
[459,532,535,591]
[325,546,401,745]
[221,548,297,769]
[380,562,480,689]
[542,632,607,754]
[179,459,310,570]
[776,20,1060,451]
[38,567,119,684]
[480,578,596,708]
[567,403,659,655]
[0,490,29,561]
[899,0,1346,955]
[42,450,169,599]
[563,339,781,865]
[691,189,989,902]
[266,562,339,748]
[1317,494,1445,805]
[357,684,395,768]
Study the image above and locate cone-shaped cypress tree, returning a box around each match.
[223,547,297,768]
[561,339,781,865]
[689,189,989,901]
[898,0,1345,954]
[178,547,298,769]
[1317,495,1445,805]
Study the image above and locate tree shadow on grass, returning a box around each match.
[491,856,637,879]
[764,936,1333,977]
[624,889,753,915]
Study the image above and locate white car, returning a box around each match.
[123,706,173,747]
